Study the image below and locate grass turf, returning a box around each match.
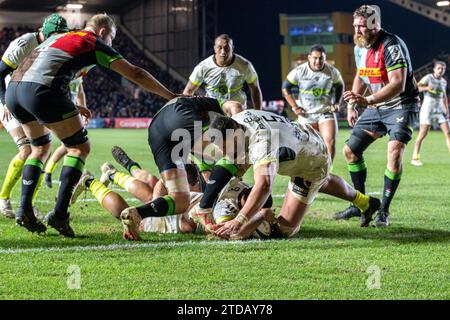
[0,128,449,299]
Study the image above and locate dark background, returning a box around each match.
[216,0,450,100]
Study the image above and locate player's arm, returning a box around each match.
[236,162,275,221]
[183,80,200,96]
[110,58,175,101]
[331,70,344,112]
[417,75,430,92]
[214,162,276,238]
[344,68,406,106]
[0,60,13,105]
[183,65,203,96]
[248,78,262,110]
[443,91,449,117]
[76,82,87,107]
[0,60,14,121]
[75,82,91,121]
[281,79,298,108]
[417,83,430,92]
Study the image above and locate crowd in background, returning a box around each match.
[2,26,448,122]
[0,26,184,119]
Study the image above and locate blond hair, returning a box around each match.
[86,13,116,32]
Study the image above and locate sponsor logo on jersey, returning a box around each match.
[387,44,404,62]
[358,68,382,77]
[396,117,404,123]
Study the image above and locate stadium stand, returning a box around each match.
[0,26,185,120]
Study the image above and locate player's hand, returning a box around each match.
[2,105,12,122]
[330,103,340,113]
[343,91,369,106]
[82,115,89,127]
[214,219,243,239]
[347,107,359,127]
[77,105,91,120]
[292,106,305,116]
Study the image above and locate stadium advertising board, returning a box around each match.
[114,118,153,129]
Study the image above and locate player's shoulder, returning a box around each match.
[419,73,431,82]
[7,32,37,50]
[233,54,254,68]
[380,29,407,48]
[200,55,214,66]
[292,62,309,76]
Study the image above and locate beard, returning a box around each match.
[354,32,377,48]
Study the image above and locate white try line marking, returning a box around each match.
[28,190,382,203]
[0,239,284,255]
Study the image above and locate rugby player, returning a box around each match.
[6,13,176,236]
[0,14,69,219]
[282,44,344,162]
[411,61,449,166]
[334,5,419,227]
[183,34,263,112]
[189,110,381,240]
[118,96,242,240]
[70,160,272,238]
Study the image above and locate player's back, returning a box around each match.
[11,30,121,94]
[232,110,329,180]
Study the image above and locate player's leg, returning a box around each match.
[270,186,309,239]
[111,145,159,188]
[100,162,153,203]
[140,212,197,234]
[0,125,31,218]
[412,103,432,165]
[439,119,450,154]
[4,82,48,232]
[335,109,381,220]
[376,107,416,227]
[318,115,338,162]
[121,167,191,240]
[71,170,129,219]
[44,143,67,188]
[43,115,90,237]
[319,173,381,227]
[411,125,430,166]
[15,120,51,233]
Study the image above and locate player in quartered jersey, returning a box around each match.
[5,13,176,237]
[0,13,69,219]
[282,44,344,162]
[335,5,420,227]
[183,34,263,113]
[411,61,449,166]
[189,110,381,240]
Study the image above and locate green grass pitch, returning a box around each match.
[0,128,449,299]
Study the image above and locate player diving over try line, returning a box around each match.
[70,147,274,239]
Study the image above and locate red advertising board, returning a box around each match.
[114,118,152,129]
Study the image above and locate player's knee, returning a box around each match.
[66,140,91,159]
[18,143,31,160]
[390,131,412,145]
[61,128,89,148]
[345,128,374,160]
[343,144,358,162]
[168,195,190,214]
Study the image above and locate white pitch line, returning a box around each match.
[0,239,282,255]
